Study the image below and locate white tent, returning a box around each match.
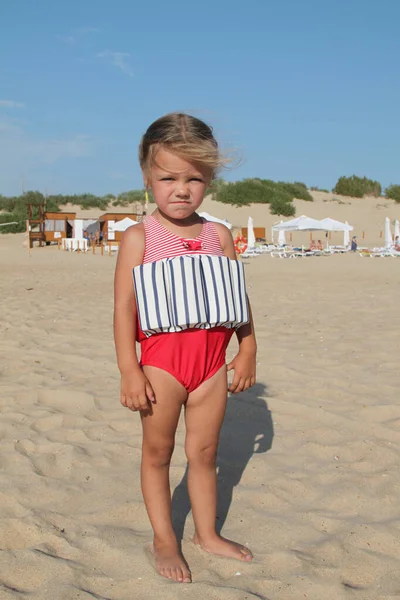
[319,217,353,232]
[272,215,324,232]
[318,217,353,248]
[247,216,256,249]
[110,217,139,232]
[199,212,232,229]
[394,219,400,241]
[384,217,392,248]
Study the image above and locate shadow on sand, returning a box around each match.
[171,382,274,542]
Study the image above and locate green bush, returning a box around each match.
[112,190,145,207]
[215,180,268,206]
[310,186,330,193]
[278,181,313,201]
[270,197,296,216]
[213,178,298,216]
[385,184,400,203]
[333,175,382,198]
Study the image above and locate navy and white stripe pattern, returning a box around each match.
[133,254,249,337]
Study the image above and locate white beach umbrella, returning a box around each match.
[247,216,256,249]
[384,217,392,248]
[394,219,400,241]
[343,221,350,247]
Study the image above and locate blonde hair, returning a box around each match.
[139,113,225,179]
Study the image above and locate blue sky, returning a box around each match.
[1,0,399,196]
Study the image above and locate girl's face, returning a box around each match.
[145,148,212,220]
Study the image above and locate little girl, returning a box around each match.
[114,113,257,584]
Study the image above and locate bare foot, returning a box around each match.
[149,540,192,583]
[193,533,253,562]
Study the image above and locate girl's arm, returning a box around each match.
[114,224,154,410]
[114,224,144,372]
[214,223,257,392]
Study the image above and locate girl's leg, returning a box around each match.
[184,366,253,561]
[141,366,191,583]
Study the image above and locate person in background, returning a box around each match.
[83,230,90,246]
[351,236,357,252]
[394,235,400,251]
[308,240,317,251]
[316,240,323,251]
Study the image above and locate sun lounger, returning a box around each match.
[359,247,400,258]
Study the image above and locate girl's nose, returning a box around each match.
[176,183,190,197]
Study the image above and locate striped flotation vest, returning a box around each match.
[133,254,249,337]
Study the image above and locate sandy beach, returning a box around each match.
[0,198,399,599]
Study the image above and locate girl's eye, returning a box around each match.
[190,178,203,182]
[161,177,174,181]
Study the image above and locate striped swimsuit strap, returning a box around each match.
[142,214,224,263]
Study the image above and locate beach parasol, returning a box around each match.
[384,217,392,248]
[247,216,256,249]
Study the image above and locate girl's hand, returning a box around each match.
[120,367,156,411]
[227,350,256,394]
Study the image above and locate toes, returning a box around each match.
[240,547,253,561]
[161,567,173,580]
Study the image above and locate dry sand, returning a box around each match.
[0,219,399,600]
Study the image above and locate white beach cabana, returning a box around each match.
[272,215,325,233]
[319,217,354,248]
[272,215,323,245]
[247,216,256,249]
[110,217,139,232]
[199,212,232,230]
[384,217,392,248]
[319,218,353,232]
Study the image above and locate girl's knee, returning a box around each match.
[143,441,174,468]
[186,442,217,467]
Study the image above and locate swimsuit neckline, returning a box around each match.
[148,213,205,242]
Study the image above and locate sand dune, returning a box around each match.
[64,190,399,248]
[0,232,399,600]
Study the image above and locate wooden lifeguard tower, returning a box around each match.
[27,204,46,247]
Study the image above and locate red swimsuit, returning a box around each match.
[138,216,233,393]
